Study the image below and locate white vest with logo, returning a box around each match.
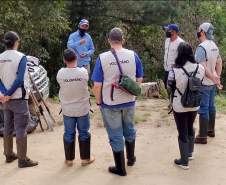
[164,36,184,71]
[199,40,219,86]
[57,67,90,117]
[0,50,30,99]
[172,62,205,113]
[100,48,136,106]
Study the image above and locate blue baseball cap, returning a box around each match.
[79,19,89,26]
[164,24,179,33]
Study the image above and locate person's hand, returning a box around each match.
[0,96,10,103]
[79,39,86,45]
[212,73,220,85]
[4,96,11,102]
[217,84,223,90]
[0,96,4,103]
[80,52,88,58]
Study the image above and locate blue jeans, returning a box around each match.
[198,85,216,119]
[63,114,90,143]
[100,107,136,152]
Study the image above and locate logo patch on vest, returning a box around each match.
[110,60,129,66]
[0,59,12,63]
[64,78,82,82]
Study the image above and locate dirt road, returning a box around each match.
[1,99,226,185]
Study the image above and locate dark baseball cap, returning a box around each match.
[164,24,179,33]
[109,27,123,42]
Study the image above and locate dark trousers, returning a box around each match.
[3,100,29,139]
[163,71,169,89]
[173,111,197,143]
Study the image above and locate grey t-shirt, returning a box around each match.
[57,67,90,117]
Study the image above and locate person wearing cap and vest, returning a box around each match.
[194,22,222,144]
[57,49,95,167]
[168,42,205,170]
[163,24,184,89]
[0,31,38,168]
[67,19,95,73]
[92,28,144,176]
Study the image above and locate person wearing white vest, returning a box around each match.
[57,48,95,167]
[163,24,184,89]
[168,42,205,170]
[194,22,222,144]
[92,27,143,176]
[0,31,38,168]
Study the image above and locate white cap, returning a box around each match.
[199,22,214,40]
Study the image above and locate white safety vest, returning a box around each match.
[164,36,184,71]
[172,62,205,113]
[57,67,90,117]
[199,40,220,86]
[100,48,136,106]
[0,50,30,99]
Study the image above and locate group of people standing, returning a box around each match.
[57,19,143,176]
[0,18,223,177]
[164,22,222,169]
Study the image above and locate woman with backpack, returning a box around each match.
[167,42,205,170]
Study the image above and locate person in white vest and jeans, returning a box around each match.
[194,23,222,144]
[92,28,143,176]
[57,48,95,166]
[168,42,205,170]
[0,31,38,168]
[163,24,184,89]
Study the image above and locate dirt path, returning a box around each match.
[1,99,226,185]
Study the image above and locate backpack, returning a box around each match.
[176,64,202,108]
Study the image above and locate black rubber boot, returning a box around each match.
[125,140,136,166]
[109,151,127,176]
[208,112,216,137]
[17,137,38,168]
[174,138,189,170]
[195,116,208,144]
[63,139,75,161]
[4,135,18,163]
[188,130,195,160]
[79,135,95,166]
[79,135,91,160]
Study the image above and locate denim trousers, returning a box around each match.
[63,113,90,143]
[100,107,136,152]
[198,85,216,120]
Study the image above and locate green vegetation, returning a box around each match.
[0,0,226,96]
[216,94,226,113]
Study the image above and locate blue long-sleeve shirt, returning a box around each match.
[0,56,27,96]
[67,30,95,67]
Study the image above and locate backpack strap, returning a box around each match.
[110,48,123,75]
[192,64,199,77]
[181,67,191,77]
[172,68,183,96]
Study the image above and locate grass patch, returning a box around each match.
[216,94,226,113]
[135,112,151,124]
[51,96,59,102]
